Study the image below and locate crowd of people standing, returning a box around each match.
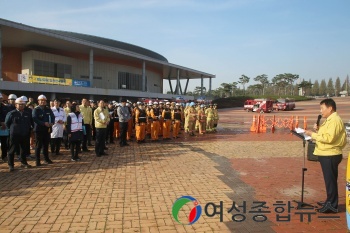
[0,93,219,172]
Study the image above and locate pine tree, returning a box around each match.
[312,80,320,96]
[327,78,334,96]
[319,79,327,96]
[335,77,341,96]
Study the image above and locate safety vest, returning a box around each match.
[163,109,171,120]
[174,109,182,120]
[138,109,147,123]
[69,112,83,132]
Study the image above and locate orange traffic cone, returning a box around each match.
[289,116,294,131]
[256,115,261,133]
[250,115,257,132]
[261,115,267,132]
[295,116,299,128]
[271,115,275,133]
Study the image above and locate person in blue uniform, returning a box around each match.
[5,97,33,172]
[32,94,55,166]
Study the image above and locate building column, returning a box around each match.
[0,27,2,81]
[142,61,146,92]
[51,92,56,101]
[89,49,94,87]
[200,75,203,96]
[176,69,180,95]
[209,77,212,97]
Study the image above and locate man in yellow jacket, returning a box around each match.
[80,98,93,151]
[305,98,347,213]
[93,100,110,157]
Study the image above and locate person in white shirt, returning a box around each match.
[50,99,66,155]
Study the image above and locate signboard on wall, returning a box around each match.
[30,75,73,86]
[18,74,29,83]
[72,80,90,87]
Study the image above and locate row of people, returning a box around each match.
[0,93,219,171]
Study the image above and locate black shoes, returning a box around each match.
[44,159,53,164]
[71,156,81,162]
[317,201,325,206]
[316,202,338,213]
[9,166,14,172]
[21,163,32,168]
[82,149,90,152]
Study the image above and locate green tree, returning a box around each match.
[312,80,319,96]
[284,73,299,95]
[335,77,341,96]
[238,74,250,95]
[298,80,313,96]
[193,86,206,96]
[220,83,233,97]
[272,74,288,95]
[326,78,334,96]
[341,75,349,94]
[247,84,263,95]
[319,79,327,96]
[254,74,269,95]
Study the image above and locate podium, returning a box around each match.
[291,130,314,209]
[307,141,318,161]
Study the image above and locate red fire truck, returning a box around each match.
[244,99,274,113]
[274,98,296,111]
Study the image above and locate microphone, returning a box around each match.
[316,115,322,127]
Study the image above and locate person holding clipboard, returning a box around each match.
[93,100,110,157]
[305,98,347,213]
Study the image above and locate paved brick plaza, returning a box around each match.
[1,98,350,233]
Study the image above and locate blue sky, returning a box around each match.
[1,0,350,93]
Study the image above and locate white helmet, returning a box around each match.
[166,102,171,105]
[38,94,47,100]
[8,94,17,100]
[126,103,130,107]
[153,102,158,105]
[15,98,24,104]
[137,101,141,105]
[176,103,181,106]
[159,101,163,104]
[20,96,28,102]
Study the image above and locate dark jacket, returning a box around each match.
[32,105,55,132]
[5,109,33,137]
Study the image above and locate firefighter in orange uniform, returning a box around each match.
[134,102,147,143]
[158,101,164,136]
[198,104,207,134]
[172,103,183,138]
[146,102,152,138]
[162,102,172,140]
[186,102,197,136]
[126,102,134,141]
[150,102,160,141]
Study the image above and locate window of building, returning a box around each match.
[33,60,72,78]
[118,72,146,91]
[80,75,102,80]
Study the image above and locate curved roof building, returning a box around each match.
[0,18,215,101]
